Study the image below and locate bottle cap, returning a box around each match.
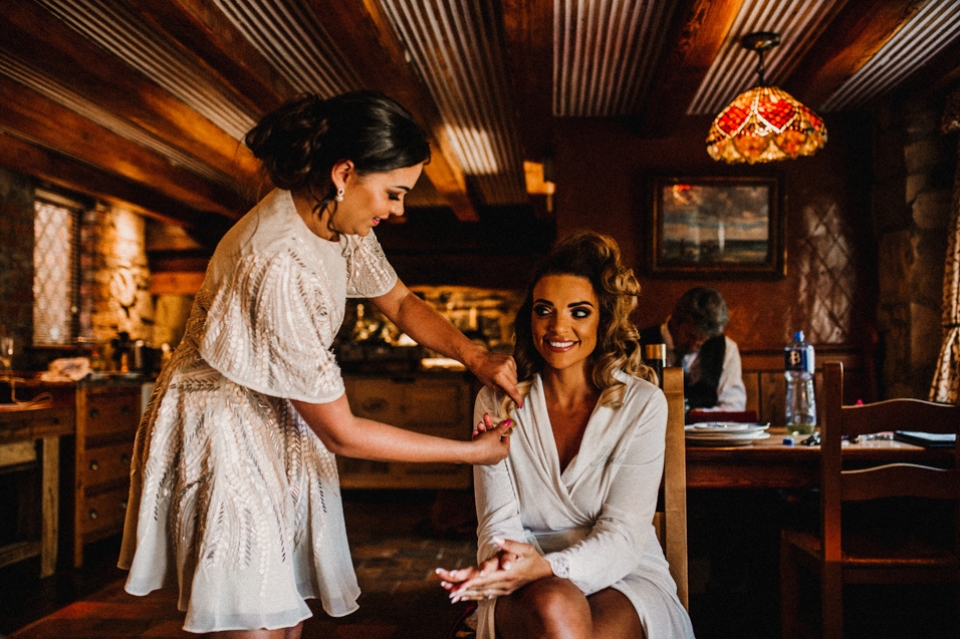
[644,343,665,362]
[793,330,804,342]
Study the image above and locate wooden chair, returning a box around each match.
[779,361,960,639]
[654,366,689,610]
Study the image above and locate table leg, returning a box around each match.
[40,436,59,577]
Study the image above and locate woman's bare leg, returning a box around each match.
[495,577,642,639]
[208,621,303,639]
[495,576,591,639]
[588,589,644,639]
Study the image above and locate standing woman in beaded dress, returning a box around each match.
[119,91,519,639]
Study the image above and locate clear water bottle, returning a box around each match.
[784,331,816,435]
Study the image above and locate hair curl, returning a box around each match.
[505,231,656,415]
[244,91,431,212]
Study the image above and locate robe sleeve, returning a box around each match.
[199,247,346,403]
[472,387,528,564]
[344,231,398,298]
[544,387,668,595]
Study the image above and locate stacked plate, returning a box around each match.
[685,422,771,447]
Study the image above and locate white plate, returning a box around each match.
[685,431,769,442]
[685,432,771,447]
[686,422,770,434]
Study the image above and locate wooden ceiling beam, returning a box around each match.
[0,75,246,219]
[783,0,928,108]
[2,0,261,185]
[307,0,479,222]
[636,0,744,137]
[501,0,554,222]
[0,131,222,230]
[501,0,554,163]
[129,0,293,114]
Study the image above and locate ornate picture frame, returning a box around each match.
[648,175,784,278]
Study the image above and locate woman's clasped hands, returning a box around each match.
[437,537,552,602]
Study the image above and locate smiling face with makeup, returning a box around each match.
[329,160,423,237]
[530,274,600,374]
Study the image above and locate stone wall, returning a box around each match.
[86,203,154,344]
[0,167,36,370]
[873,95,956,398]
[0,166,155,369]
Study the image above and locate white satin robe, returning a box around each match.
[472,371,695,638]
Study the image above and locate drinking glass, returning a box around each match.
[0,336,13,371]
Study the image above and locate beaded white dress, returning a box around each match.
[118,189,398,633]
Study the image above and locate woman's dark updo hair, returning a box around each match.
[506,231,655,411]
[245,91,431,208]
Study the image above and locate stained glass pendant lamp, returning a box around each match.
[706,32,827,164]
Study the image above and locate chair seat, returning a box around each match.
[783,527,960,570]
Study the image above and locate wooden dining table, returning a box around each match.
[686,427,955,489]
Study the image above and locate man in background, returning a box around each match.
[639,286,746,411]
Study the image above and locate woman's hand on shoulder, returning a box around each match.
[468,419,512,465]
[464,347,523,408]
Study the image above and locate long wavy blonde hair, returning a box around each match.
[501,231,655,417]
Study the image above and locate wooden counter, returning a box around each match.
[1,375,147,570]
[0,402,75,577]
[339,370,476,489]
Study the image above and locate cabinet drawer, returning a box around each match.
[83,390,141,437]
[345,378,468,429]
[81,487,129,536]
[82,441,134,487]
[337,458,472,489]
[346,378,405,422]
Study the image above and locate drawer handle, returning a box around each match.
[121,454,131,465]
[120,499,128,510]
[88,509,99,520]
[89,408,100,419]
[360,397,389,414]
[89,460,100,471]
[121,406,131,416]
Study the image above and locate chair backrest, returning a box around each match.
[819,361,960,562]
[654,366,689,609]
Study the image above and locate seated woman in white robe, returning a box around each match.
[437,231,695,639]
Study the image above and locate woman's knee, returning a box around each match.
[499,577,591,639]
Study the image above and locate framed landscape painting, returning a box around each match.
[648,175,784,278]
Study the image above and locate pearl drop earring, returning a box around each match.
[336,187,344,202]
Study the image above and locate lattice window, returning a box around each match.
[33,195,81,346]
[796,198,858,344]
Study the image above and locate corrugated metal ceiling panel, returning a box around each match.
[213,0,360,98]
[553,0,678,117]
[378,0,526,206]
[821,0,960,111]
[686,0,842,116]
[36,0,257,140]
